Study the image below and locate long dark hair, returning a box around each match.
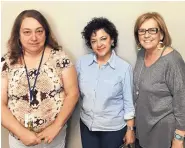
[8,9,62,65]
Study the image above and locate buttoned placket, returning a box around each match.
[89,64,106,130]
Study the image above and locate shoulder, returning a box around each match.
[171,50,185,67]
[1,52,11,74]
[1,52,11,66]
[50,48,73,68]
[163,46,173,56]
[1,52,10,62]
[114,55,133,77]
[52,48,69,58]
[114,56,133,79]
[115,55,132,70]
[163,48,185,70]
[77,53,93,61]
[164,47,184,63]
[76,53,93,65]
[51,48,71,63]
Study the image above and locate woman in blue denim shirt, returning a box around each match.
[76,17,135,148]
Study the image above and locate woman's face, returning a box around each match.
[138,18,163,51]
[19,17,46,52]
[90,29,113,60]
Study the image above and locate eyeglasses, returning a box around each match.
[138,28,159,35]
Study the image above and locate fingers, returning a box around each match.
[37,132,43,139]
[44,137,52,144]
[44,137,48,143]
[47,139,52,144]
[36,138,41,144]
[123,136,127,146]
[37,133,51,144]
[124,131,135,145]
[123,136,126,142]
[37,133,45,141]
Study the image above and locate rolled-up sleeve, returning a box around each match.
[122,64,135,120]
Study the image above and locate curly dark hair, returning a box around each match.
[8,9,62,65]
[82,17,118,49]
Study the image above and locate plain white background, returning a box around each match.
[1,1,185,148]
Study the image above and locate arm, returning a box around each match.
[1,62,41,146]
[166,53,185,147]
[122,65,135,145]
[37,65,79,143]
[54,65,79,127]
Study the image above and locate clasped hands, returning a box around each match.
[19,122,62,146]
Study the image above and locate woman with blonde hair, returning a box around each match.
[133,12,185,148]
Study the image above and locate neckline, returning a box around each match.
[20,48,53,70]
[143,47,175,68]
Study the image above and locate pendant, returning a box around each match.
[30,89,39,106]
[31,89,37,100]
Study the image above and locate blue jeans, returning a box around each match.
[80,120,127,148]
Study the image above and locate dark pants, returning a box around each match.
[80,120,127,148]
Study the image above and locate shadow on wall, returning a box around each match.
[66,102,82,148]
[1,126,9,148]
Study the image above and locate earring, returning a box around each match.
[137,43,142,50]
[158,40,165,50]
[111,42,114,47]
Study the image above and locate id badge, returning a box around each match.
[25,113,34,131]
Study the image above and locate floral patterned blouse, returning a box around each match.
[1,49,72,133]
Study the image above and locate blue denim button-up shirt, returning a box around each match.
[76,50,135,131]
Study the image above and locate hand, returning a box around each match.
[171,139,184,148]
[18,129,41,146]
[123,130,135,146]
[37,122,62,144]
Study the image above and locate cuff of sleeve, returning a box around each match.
[176,123,185,131]
[124,111,135,120]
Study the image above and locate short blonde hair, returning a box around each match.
[134,12,171,46]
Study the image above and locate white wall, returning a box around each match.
[1,1,185,148]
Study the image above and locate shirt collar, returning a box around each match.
[88,50,116,69]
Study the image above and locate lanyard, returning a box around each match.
[23,49,45,104]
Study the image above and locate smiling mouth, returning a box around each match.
[97,47,105,51]
[144,40,152,43]
[30,43,39,46]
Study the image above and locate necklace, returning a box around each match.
[135,46,167,100]
[135,60,144,100]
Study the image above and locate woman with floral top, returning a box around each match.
[1,9,79,148]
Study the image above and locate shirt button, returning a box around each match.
[136,91,139,95]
